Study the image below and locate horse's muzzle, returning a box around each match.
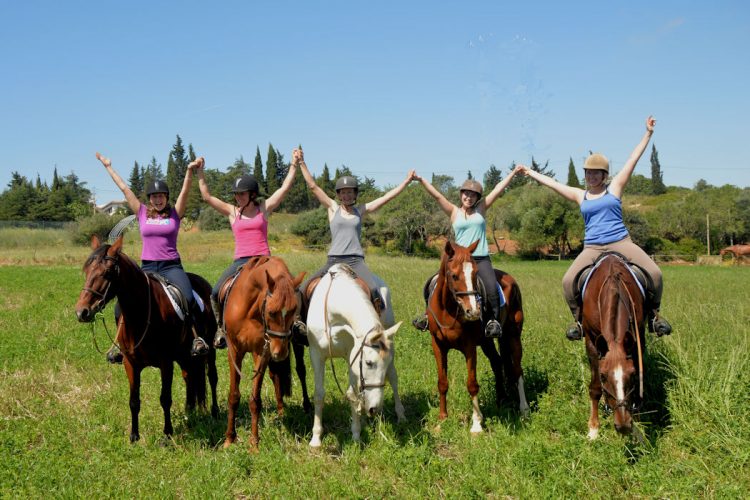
[76,307,95,323]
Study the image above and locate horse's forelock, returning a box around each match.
[83,244,110,271]
[265,270,296,312]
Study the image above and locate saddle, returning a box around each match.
[302,266,384,316]
[147,272,205,321]
[215,256,272,327]
[574,252,653,304]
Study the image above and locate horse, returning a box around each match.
[75,235,219,442]
[719,244,750,263]
[219,256,305,451]
[424,240,528,434]
[580,253,647,439]
[306,263,403,448]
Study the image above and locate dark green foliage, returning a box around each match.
[282,163,313,213]
[650,145,666,195]
[483,165,503,192]
[319,164,334,196]
[69,212,121,245]
[566,158,581,188]
[290,208,330,247]
[128,161,143,198]
[166,135,188,200]
[623,174,653,195]
[0,170,92,222]
[253,147,263,181]
[141,157,164,201]
[197,207,230,231]
[265,144,278,194]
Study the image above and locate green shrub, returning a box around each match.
[290,208,330,247]
[69,213,122,245]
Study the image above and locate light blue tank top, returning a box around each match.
[580,190,629,245]
[328,206,364,257]
[453,210,489,257]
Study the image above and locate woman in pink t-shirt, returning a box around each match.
[195,152,298,348]
[96,152,209,358]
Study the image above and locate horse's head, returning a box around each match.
[260,264,305,362]
[596,340,640,435]
[347,321,401,416]
[440,240,482,321]
[76,235,123,323]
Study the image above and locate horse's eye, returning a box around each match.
[365,360,374,368]
[451,274,459,281]
[600,374,608,382]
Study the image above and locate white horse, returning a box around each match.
[306,263,404,448]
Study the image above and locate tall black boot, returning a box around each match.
[211,296,227,349]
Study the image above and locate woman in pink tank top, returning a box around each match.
[195,153,299,348]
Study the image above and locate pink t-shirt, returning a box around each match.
[138,204,181,261]
[232,209,270,259]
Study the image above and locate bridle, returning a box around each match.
[427,258,481,332]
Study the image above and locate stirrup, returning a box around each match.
[651,315,672,337]
[292,320,307,336]
[213,329,227,349]
[106,344,123,364]
[484,319,503,339]
[566,321,583,341]
[191,337,209,357]
[412,315,428,331]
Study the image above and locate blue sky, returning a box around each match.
[1,1,748,204]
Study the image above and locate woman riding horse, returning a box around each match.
[194,152,298,348]
[293,147,416,333]
[96,152,208,358]
[412,166,522,338]
[520,116,672,340]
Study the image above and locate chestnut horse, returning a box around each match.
[425,240,528,434]
[75,235,218,442]
[220,256,305,451]
[719,244,750,263]
[581,253,646,439]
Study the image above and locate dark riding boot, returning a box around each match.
[291,289,308,338]
[210,296,227,349]
[485,319,503,339]
[188,304,209,357]
[566,309,583,341]
[412,313,429,331]
[106,344,123,364]
[649,309,672,337]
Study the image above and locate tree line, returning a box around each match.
[2,137,748,259]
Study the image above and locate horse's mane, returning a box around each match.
[262,259,297,313]
[595,257,638,347]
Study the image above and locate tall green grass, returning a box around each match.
[0,240,748,496]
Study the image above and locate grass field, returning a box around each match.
[1,228,748,497]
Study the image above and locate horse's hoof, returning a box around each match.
[587,428,599,440]
[309,439,322,448]
[129,433,140,443]
[223,438,234,449]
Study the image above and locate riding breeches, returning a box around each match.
[212,256,252,300]
[561,236,663,319]
[141,259,195,309]
[304,255,379,297]
[474,256,503,320]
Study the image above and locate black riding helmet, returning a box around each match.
[335,176,359,193]
[146,180,169,198]
[231,175,260,195]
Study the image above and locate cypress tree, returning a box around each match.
[483,164,503,191]
[253,146,263,181]
[566,157,581,187]
[128,161,143,198]
[265,144,278,194]
[166,135,188,200]
[650,144,666,195]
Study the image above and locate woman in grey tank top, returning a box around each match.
[293,148,416,331]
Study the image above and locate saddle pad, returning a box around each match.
[159,282,204,321]
[580,258,645,302]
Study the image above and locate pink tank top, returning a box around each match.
[232,209,270,259]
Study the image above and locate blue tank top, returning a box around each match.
[453,210,489,257]
[580,190,629,245]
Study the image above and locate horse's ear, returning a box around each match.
[292,271,306,289]
[265,269,276,288]
[467,239,480,254]
[384,321,402,340]
[110,235,124,254]
[90,234,101,250]
[444,240,455,257]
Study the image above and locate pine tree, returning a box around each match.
[650,144,666,195]
[265,144,278,194]
[142,157,163,201]
[483,164,503,192]
[128,161,143,198]
[52,167,61,191]
[166,135,188,200]
[566,157,581,187]
[253,146,263,181]
[275,148,288,190]
[320,163,333,196]
[506,162,526,190]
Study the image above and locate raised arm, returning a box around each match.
[96,152,141,213]
[414,174,457,217]
[173,160,196,218]
[483,165,521,209]
[298,149,335,209]
[608,116,656,198]
[364,170,416,214]
[195,157,233,217]
[521,165,584,205]
[264,150,299,213]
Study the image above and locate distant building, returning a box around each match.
[97,200,128,215]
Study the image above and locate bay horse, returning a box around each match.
[306,263,403,448]
[719,244,750,263]
[581,253,647,439]
[425,240,528,434]
[219,256,305,451]
[75,235,219,442]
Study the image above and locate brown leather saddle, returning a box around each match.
[574,252,653,304]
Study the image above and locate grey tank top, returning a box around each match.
[328,206,364,257]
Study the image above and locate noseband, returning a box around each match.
[259,291,293,340]
[81,255,119,314]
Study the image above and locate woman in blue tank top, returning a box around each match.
[413,167,522,338]
[521,116,672,340]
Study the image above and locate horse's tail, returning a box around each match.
[269,356,292,398]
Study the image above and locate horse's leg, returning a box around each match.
[124,359,141,443]
[182,366,196,412]
[249,352,268,452]
[207,349,219,418]
[585,339,602,440]
[159,362,174,438]
[503,334,530,417]
[350,385,362,443]
[464,345,483,434]
[268,361,285,417]
[308,346,326,448]
[479,338,505,407]
[430,336,450,420]
[386,357,406,423]
[293,340,312,413]
[223,346,244,448]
